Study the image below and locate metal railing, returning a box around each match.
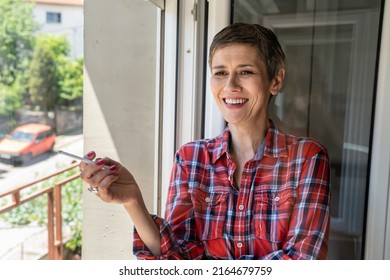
[0,162,80,260]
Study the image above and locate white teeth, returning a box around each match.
[225,98,247,105]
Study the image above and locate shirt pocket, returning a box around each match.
[191,188,229,241]
[253,188,297,243]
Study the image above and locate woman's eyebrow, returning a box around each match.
[212,63,256,69]
[212,65,225,70]
[237,63,256,68]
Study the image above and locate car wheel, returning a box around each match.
[22,153,32,165]
[10,157,18,167]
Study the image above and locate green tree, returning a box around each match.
[58,56,83,106]
[28,34,83,111]
[0,0,38,86]
[0,0,38,121]
[0,77,23,116]
[28,42,59,112]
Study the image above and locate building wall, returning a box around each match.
[82,0,157,259]
[33,3,84,59]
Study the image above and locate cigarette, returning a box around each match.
[57,150,94,164]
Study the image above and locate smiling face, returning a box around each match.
[210,44,284,130]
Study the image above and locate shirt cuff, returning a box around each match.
[133,214,182,260]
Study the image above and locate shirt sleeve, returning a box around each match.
[133,150,205,260]
[261,142,331,260]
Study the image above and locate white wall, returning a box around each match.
[33,4,84,59]
[82,0,158,259]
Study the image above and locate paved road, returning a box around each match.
[0,133,84,193]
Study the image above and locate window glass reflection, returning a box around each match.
[232,0,383,259]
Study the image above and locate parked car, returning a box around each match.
[0,123,56,166]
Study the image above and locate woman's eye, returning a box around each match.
[240,70,253,75]
[213,71,226,76]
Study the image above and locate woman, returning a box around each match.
[80,23,331,260]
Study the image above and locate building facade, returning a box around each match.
[32,0,83,59]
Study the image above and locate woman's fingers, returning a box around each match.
[99,157,121,168]
[87,164,117,188]
[79,153,120,193]
[80,158,105,180]
[79,151,96,171]
[78,152,133,203]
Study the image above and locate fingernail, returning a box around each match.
[96,159,105,165]
[87,151,95,157]
[109,165,117,171]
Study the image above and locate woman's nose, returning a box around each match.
[224,74,241,92]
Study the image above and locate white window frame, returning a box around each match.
[148,0,178,216]
[158,0,210,215]
[204,0,230,139]
[365,0,390,260]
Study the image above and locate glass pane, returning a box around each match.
[0,0,84,260]
[232,0,383,259]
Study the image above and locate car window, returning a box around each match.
[46,129,54,137]
[36,132,45,142]
[7,131,35,142]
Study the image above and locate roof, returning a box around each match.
[32,0,83,6]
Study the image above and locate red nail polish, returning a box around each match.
[87,151,95,157]
[109,165,117,171]
[96,159,105,165]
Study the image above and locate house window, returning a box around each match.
[46,12,61,23]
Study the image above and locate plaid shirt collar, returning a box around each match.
[209,119,288,164]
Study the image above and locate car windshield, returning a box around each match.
[7,131,35,142]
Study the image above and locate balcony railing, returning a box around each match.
[0,162,80,260]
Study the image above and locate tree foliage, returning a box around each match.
[28,35,69,111]
[28,34,83,110]
[0,0,38,118]
[0,0,38,86]
[28,41,59,112]
[0,77,23,116]
[58,57,83,104]
[1,1,83,116]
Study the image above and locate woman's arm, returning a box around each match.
[133,150,205,259]
[79,152,161,256]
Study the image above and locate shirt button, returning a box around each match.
[237,242,243,248]
[274,196,280,202]
[205,197,211,203]
[238,204,244,211]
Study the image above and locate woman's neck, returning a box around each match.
[228,118,269,162]
[227,119,269,188]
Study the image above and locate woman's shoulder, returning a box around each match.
[275,128,329,159]
[290,135,328,160]
[175,133,225,160]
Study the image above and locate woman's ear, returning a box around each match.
[270,68,285,95]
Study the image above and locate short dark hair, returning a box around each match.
[208,23,286,81]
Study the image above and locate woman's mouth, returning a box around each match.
[224,98,248,105]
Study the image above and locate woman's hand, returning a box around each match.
[79,151,142,206]
[79,151,162,256]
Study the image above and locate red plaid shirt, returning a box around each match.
[134,121,331,259]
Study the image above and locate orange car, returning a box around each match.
[0,123,56,166]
